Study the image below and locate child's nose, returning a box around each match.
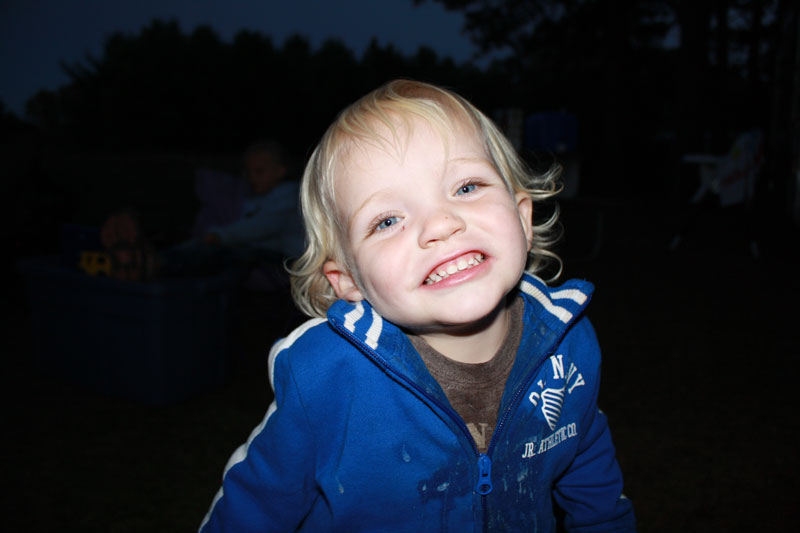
[418,210,466,248]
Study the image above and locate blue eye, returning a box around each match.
[377,216,400,230]
[457,183,477,195]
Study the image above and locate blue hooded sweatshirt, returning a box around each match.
[200,273,636,532]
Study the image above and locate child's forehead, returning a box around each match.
[336,114,483,172]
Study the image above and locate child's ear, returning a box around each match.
[515,192,534,251]
[323,260,365,302]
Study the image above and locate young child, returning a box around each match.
[199,80,636,532]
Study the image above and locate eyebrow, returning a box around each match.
[450,155,492,165]
[447,155,499,175]
[348,188,394,234]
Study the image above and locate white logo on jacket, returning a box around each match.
[521,354,586,459]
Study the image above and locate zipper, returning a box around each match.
[476,454,493,495]
[486,359,546,458]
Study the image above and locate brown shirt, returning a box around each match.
[408,297,523,453]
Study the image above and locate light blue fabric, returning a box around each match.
[200,273,636,532]
[208,180,304,258]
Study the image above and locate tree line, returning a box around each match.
[22,20,491,158]
[13,0,798,206]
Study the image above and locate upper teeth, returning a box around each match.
[425,253,484,284]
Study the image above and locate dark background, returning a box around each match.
[2,0,799,531]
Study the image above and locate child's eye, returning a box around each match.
[456,183,478,195]
[376,216,400,231]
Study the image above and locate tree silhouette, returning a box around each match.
[416,0,785,196]
[23,19,492,158]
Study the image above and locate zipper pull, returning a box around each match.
[476,453,493,495]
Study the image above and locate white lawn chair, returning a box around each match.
[672,130,764,256]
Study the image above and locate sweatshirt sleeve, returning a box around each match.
[199,336,318,532]
[553,319,637,532]
[208,182,300,247]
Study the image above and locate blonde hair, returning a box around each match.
[289,79,562,318]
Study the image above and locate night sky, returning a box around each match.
[1,0,490,116]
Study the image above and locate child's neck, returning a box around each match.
[415,297,512,365]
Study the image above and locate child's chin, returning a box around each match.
[435,301,505,328]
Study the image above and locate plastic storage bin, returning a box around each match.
[18,256,239,405]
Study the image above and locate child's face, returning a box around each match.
[245,151,286,195]
[324,118,533,335]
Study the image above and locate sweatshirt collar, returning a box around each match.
[326,273,594,361]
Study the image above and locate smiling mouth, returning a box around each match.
[424,253,485,285]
